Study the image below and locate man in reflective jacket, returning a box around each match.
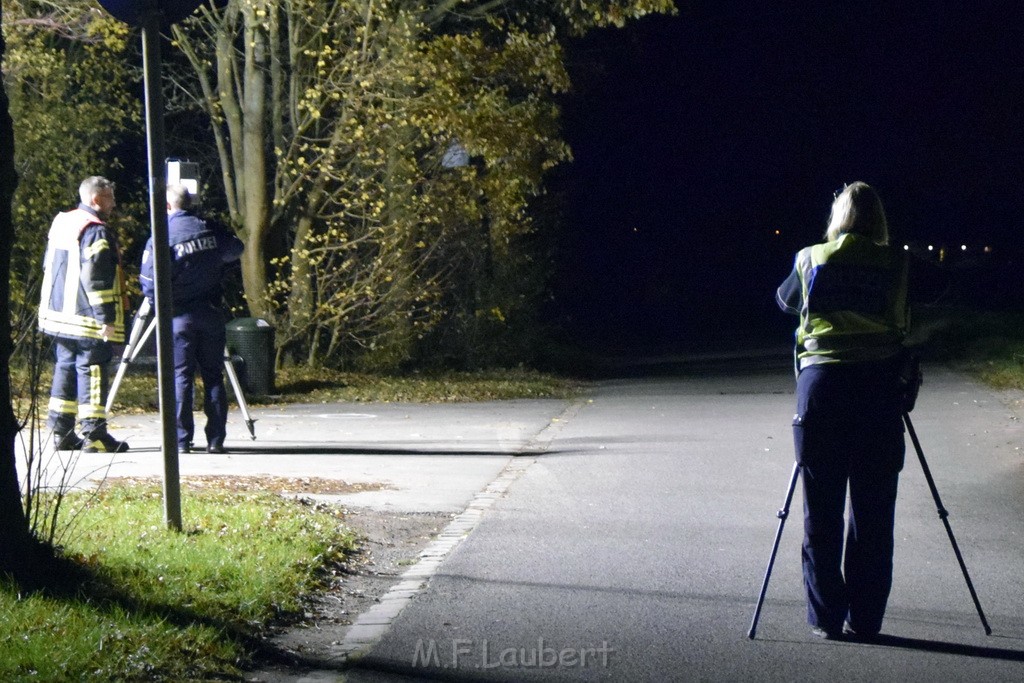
[139,184,244,454]
[38,176,129,453]
[776,182,909,641]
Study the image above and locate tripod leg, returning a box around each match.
[903,413,992,635]
[224,348,256,439]
[748,462,801,639]
[106,302,156,413]
[129,317,157,362]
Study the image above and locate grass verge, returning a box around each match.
[1,481,358,681]
[924,308,1024,390]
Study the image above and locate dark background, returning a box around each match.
[552,1,1024,355]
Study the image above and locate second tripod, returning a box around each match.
[107,298,257,439]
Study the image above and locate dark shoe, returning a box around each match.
[178,442,192,454]
[54,432,84,451]
[206,442,227,454]
[84,434,130,453]
[842,623,878,642]
[811,626,843,641]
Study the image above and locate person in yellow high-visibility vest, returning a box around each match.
[776,181,909,641]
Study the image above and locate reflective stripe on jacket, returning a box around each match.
[784,233,908,369]
[38,208,126,342]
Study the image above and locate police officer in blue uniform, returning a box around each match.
[140,184,244,454]
[776,182,909,641]
[39,176,129,453]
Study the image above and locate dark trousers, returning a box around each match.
[793,360,905,635]
[48,337,112,439]
[173,305,228,447]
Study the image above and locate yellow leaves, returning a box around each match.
[159,0,675,366]
[474,307,506,323]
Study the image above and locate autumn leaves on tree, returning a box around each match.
[5,0,675,369]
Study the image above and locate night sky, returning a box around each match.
[554,1,1024,354]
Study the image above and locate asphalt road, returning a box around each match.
[338,361,1024,682]
[25,357,1024,681]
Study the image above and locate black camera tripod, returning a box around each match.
[106,298,257,439]
[747,412,990,639]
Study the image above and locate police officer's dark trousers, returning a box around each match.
[48,336,113,439]
[793,358,905,636]
[172,304,228,448]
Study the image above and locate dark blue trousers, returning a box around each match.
[793,359,905,635]
[48,337,113,439]
[173,305,228,448]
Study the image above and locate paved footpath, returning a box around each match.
[20,399,576,514]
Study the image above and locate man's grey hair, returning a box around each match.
[79,176,115,204]
[166,183,194,211]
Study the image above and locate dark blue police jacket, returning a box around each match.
[139,210,244,314]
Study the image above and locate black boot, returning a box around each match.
[54,432,84,451]
[84,433,130,453]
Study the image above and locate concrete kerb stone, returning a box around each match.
[330,398,585,664]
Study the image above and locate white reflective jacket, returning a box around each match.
[38,208,126,343]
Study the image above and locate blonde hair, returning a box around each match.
[825,181,889,245]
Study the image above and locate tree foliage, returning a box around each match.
[1,2,144,556]
[170,0,674,369]
[1,0,141,345]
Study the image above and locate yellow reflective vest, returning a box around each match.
[38,207,126,343]
[781,233,908,369]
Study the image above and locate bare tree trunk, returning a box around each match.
[181,1,275,320]
[240,3,271,318]
[0,14,35,578]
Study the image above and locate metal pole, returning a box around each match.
[141,5,182,531]
[903,412,991,635]
[748,462,801,639]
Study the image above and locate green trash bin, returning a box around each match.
[225,318,275,395]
